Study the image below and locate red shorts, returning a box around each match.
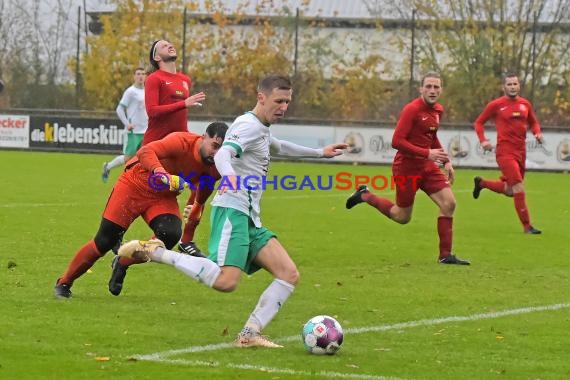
[392,160,450,208]
[102,177,181,228]
[497,156,525,186]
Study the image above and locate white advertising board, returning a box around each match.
[0,114,29,148]
[335,126,570,171]
[189,120,569,171]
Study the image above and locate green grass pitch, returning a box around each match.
[1,150,569,379]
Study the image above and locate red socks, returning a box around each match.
[481,179,506,194]
[360,193,455,258]
[513,192,531,230]
[58,240,103,285]
[479,178,533,231]
[437,216,453,258]
[181,190,198,243]
[360,193,454,258]
[181,223,195,243]
[362,192,394,218]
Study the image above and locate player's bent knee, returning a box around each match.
[512,182,524,193]
[158,231,181,250]
[149,214,182,249]
[390,206,412,224]
[213,277,239,293]
[442,199,456,215]
[280,267,300,286]
[393,215,411,224]
[94,219,126,254]
[153,225,181,249]
[212,267,241,292]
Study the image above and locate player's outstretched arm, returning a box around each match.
[270,138,347,158]
[321,143,349,158]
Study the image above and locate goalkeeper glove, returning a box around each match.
[160,173,188,192]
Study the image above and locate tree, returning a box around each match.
[381,0,570,123]
[187,1,397,120]
[3,0,568,125]
[184,1,295,116]
[80,0,298,114]
[81,0,186,110]
[0,0,78,108]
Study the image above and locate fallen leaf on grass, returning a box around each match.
[95,357,111,361]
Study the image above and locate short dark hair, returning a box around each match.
[502,72,519,84]
[205,121,228,140]
[149,40,160,70]
[421,71,442,86]
[257,75,292,94]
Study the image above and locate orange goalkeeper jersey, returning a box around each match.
[122,132,220,199]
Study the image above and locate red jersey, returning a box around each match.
[392,97,445,163]
[143,70,192,145]
[474,95,541,158]
[122,132,220,202]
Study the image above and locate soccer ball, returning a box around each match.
[302,315,344,355]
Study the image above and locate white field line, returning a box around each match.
[134,302,569,362]
[157,359,402,380]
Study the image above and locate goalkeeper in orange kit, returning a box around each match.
[53,122,228,299]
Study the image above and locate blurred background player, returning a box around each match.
[102,67,148,183]
[53,122,228,299]
[144,39,205,143]
[146,39,208,256]
[346,72,470,265]
[472,72,543,234]
[116,75,347,348]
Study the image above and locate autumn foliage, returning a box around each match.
[2,0,567,125]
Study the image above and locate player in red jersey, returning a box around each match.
[472,73,543,234]
[145,39,209,257]
[53,122,228,299]
[143,39,205,144]
[346,72,470,265]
